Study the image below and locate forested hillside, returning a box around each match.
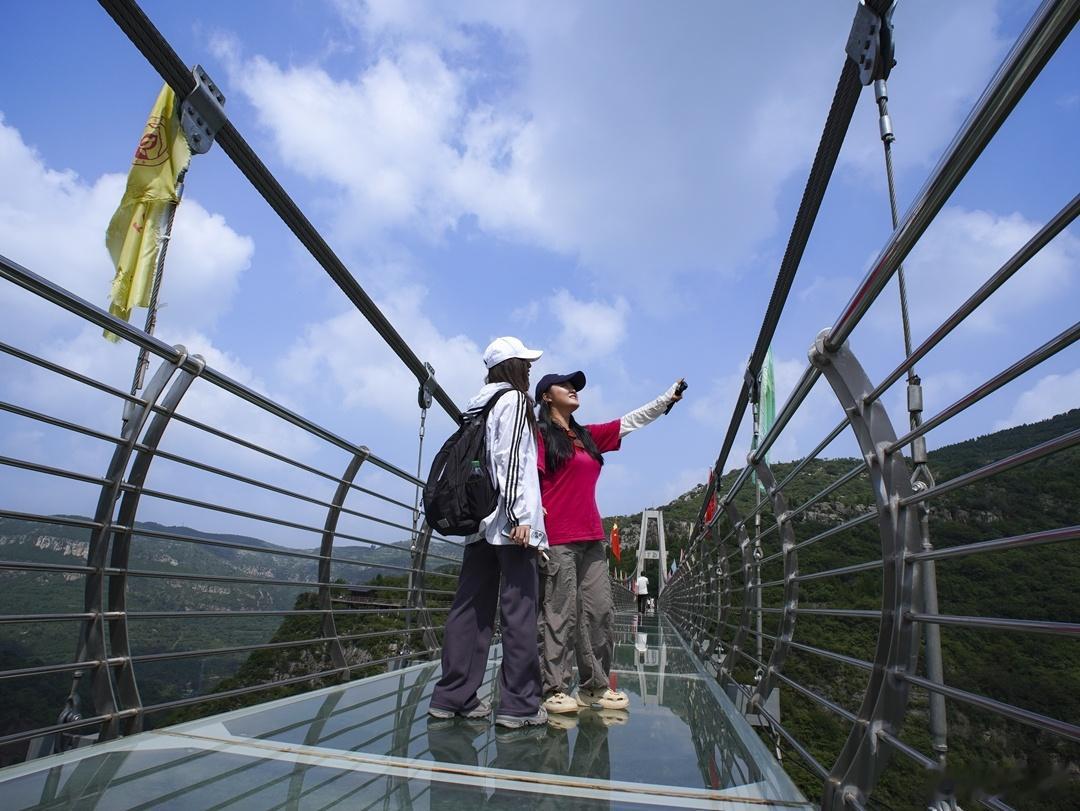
[606,408,1080,808]
[0,519,459,764]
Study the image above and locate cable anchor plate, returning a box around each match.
[846,2,896,86]
[181,65,227,154]
[418,362,436,410]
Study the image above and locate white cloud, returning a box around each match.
[994,369,1080,431]
[510,300,540,325]
[277,285,630,431]
[278,284,484,423]
[0,113,253,339]
[161,205,254,330]
[549,289,629,362]
[215,36,539,247]
[218,1,1009,299]
[891,207,1079,337]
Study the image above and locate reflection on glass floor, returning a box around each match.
[2,612,811,810]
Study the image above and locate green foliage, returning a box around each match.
[0,519,458,764]
[160,573,436,725]
[619,409,1080,808]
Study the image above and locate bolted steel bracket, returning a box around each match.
[846,1,896,86]
[417,362,436,410]
[181,65,227,154]
[744,357,760,403]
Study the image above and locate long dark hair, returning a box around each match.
[486,358,537,432]
[536,400,604,474]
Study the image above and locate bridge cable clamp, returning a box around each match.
[417,361,436,411]
[846,1,897,86]
[744,357,760,403]
[181,65,227,155]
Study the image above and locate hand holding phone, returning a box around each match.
[503,525,550,561]
[664,379,688,415]
[507,525,531,546]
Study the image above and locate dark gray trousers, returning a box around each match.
[538,540,614,695]
[431,541,541,718]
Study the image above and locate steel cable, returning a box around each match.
[97,0,462,422]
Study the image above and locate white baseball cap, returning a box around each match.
[482,336,543,369]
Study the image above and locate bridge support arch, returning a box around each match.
[809,329,922,809]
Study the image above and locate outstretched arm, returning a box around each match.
[619,380,683,438]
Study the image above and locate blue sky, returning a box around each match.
[1,1,1077,545]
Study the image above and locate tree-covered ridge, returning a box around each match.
[607,408,1079,808]
[0,518,459,764]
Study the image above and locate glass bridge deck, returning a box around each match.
[1,612,810,810]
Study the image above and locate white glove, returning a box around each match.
[619,381,681,438]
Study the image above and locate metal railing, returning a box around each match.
[0,0,1077,808]
[1,0,480,765]
[662,1,1079,809]
[0,252,459,758]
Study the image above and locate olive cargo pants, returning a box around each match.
[538,540,614,695]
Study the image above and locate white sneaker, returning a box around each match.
[575,687,629,711]
[543,691,579,714]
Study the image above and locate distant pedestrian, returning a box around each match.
[635,572,649,614]
[429,337,549,729]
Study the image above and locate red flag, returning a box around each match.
[610,522,621,562]
[703,470,717,526]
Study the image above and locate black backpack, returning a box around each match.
[423,388,515,536]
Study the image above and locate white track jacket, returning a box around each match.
[464,383,548,548]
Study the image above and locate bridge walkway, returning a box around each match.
[1,611,810,810]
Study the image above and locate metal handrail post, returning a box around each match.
[68,351,182,744]
[108,348,205,736]
[320,449,371,681]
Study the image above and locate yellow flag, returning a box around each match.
[104,84,191,339]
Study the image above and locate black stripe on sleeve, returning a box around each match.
[505,392,526,527]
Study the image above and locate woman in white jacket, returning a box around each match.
[429,337,550,729]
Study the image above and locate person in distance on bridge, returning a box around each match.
[635,571,650,615]
[429,337,550,729]
[534,372,684,715]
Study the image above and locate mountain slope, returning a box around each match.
[609,409,1079,807]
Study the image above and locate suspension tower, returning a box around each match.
[634,509,669,595]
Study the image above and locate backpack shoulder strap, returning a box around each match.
[474,387,518,422]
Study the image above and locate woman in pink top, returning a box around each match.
[534,371,683,715]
